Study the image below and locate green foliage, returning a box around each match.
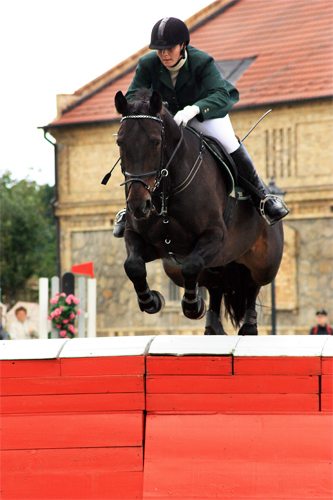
[0,171,57,306]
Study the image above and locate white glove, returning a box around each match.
[174,105,200,127]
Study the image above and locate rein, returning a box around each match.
[115,114,203,217]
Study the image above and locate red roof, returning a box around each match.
[49,0,333,127]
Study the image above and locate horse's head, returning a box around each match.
[115,89,165,220]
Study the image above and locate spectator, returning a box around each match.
[9,306,38,340]
[0,307,8,339]
[310,310,333,335]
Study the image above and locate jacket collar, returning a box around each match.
[159,65,174,90]
[175,56,190,91]
[158,52,190,91]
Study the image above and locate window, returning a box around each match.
[216,57,256,85]
[265,127,294,178]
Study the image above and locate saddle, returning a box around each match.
[187,127,251,228]
[187,127,236,195]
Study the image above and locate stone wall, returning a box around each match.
[51,98,333,336]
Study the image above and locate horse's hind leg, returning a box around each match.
[238,285,260,335]
[205,286,227,335]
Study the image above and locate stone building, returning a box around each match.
[44,0,333,336]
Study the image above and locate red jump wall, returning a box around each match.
[0,335,332,500]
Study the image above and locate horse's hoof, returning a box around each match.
[182,296,206,320]
[238,323,258,335]
[138,290,165,314]
[204,310,227,335]
[204,325,227,335]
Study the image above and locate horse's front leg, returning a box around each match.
[181,229,225,320]
[182,282,207,320]
[124,230,165,314]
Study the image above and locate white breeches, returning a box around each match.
[188,114,240,154]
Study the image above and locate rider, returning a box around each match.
[113,17,289,237]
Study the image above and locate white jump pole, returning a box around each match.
[38,278,49,339]
[51,276,60,339]
[77,277,86,338]
[87,278,96,338]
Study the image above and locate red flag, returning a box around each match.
[71,262,94,278]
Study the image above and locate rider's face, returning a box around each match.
[157,44,184,67]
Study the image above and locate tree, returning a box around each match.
[0,171,57,306]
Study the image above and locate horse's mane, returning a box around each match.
[126,89,152,115]
[132,89,173,121]
[135,88,152,102]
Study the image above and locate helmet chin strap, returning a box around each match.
[169,47,187,69]
[170,59,183,68]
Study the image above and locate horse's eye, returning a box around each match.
[152,139,161,148]
[116,139,123,148]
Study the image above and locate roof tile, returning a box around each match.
[49,0,333,127]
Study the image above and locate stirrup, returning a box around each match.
[113,208,126,238]
[259,195,290,226]
[115,208,126,223]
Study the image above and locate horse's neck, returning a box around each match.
[164,119,191,182]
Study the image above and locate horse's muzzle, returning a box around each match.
[127,198,152,220]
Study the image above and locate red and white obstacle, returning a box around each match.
[1,335,332,499]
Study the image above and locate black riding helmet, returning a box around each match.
[149,17,190,50]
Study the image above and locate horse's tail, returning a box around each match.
[223,262,250,328]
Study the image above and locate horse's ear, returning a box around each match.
[149,90,163,116]
[115,91,128,116]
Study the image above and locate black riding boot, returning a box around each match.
[113,208,126,238]
[230,144,289,226]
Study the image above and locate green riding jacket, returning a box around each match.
[125,45,239,121]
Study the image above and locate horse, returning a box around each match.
[112,88,284,335]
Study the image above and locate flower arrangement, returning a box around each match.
[48,292,82,338]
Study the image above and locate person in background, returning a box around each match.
[309,310,333,335]
[9,306,38,340]
[0,307,9,339]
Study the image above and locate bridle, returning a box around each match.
[101,113,204,217]
[119,114,185,216]
[119,115,167,193]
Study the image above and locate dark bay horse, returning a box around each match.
[113,89,284,335]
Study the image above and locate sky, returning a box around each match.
[1,0,213,186]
